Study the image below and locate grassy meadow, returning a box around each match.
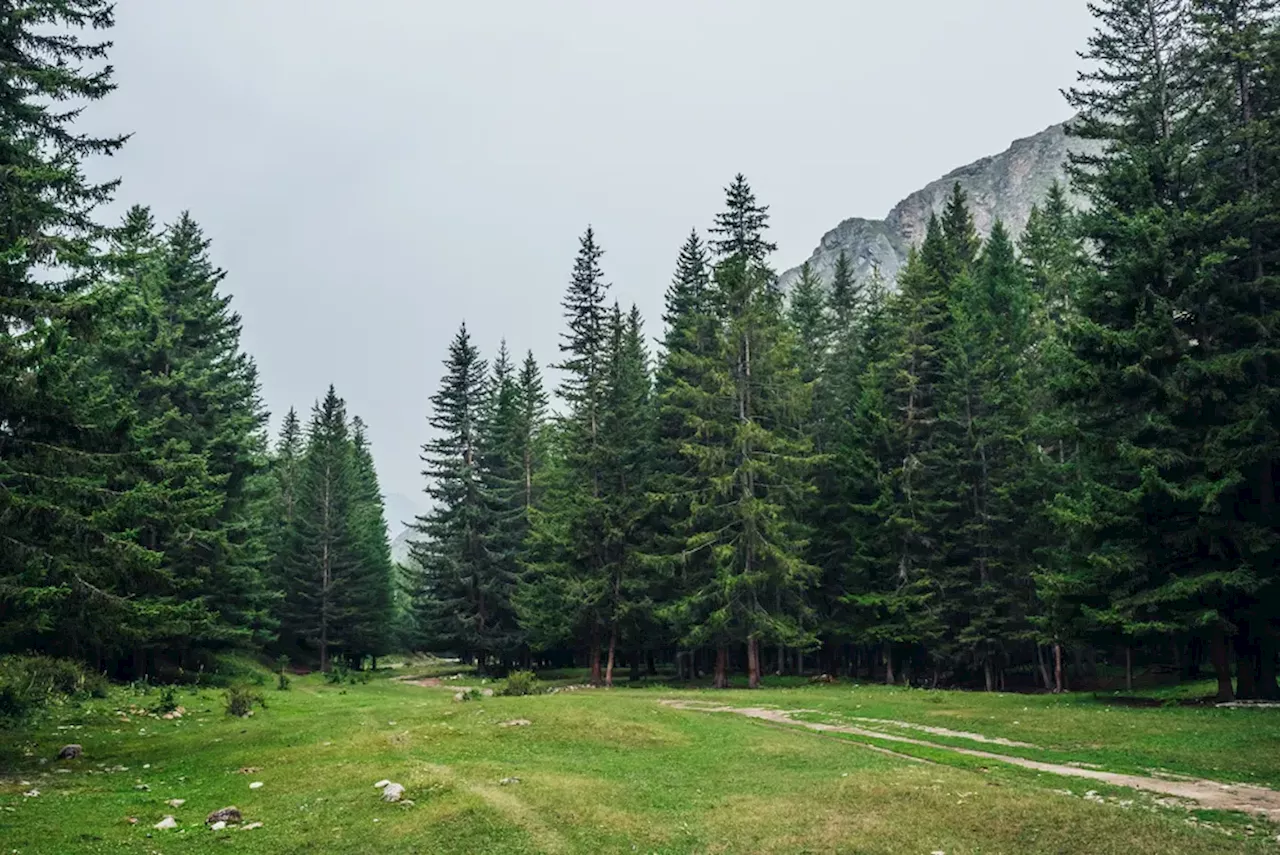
[2,665,1279,854]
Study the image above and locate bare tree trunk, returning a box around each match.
[1125,645,1133,692]
[1036,645,1052,691]
[714,645,728,689]
[884,643,895,685]
[776,645,785,676]
[590,625,603,686]
[1053,642,1064,694]
[983,657,995,693]
[1236,633,1258,701]
[1210,628,1235,702]
[747,638,761,689]
[604,626,617,688]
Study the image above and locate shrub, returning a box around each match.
[0,656,106,726]
[501,670,539,697]
[151,685,180,715]
[276,655,291,691]
[224,685,266,718]
[324,661,349,684]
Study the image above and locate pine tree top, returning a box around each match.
[941,183,980,269]
[709,174,777,265]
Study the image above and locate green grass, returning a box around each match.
[1,673,1277,854]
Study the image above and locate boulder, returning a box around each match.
[154,816,177,830]
[57,744,82,760]
[381,783,406,802]
[205,806,242,825]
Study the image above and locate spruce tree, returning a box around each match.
[0,0,156,665]
[345,417,397,664]
[829,249,863,333]
[598,305,655,685]
[1062,0,1212,693]
[1174,0,1280,697]
[941,222,1038,690]
[675,175,817,688]
[281,387,360,672]
[651,230,719,676]
[522,229,613,681]
[411,325,512,669]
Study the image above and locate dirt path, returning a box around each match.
[396,676,446,688]
[661,700,1280,820]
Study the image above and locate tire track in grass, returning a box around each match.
[661,699,1280,820]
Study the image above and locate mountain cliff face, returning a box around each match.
[780,120,1098,289]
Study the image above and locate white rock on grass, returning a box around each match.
[154,816,178,830]
[166,799,185,808]
[249,781,264,790]
[374,779,390,789]
[210,821,227,831]
[242,822,264,831]
[381,783,406,802]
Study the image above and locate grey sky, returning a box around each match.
[92,0,1094,529]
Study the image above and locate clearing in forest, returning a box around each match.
[2,670,1279,855]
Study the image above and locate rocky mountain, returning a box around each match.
[390,526,420,569]
[780,119,1099,289]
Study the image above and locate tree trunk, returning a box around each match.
[883,643,895,685]
[1053,642,1064,694]
[1236,640,1258,700]
[1124,646,1133,692]
[604,625,617,688]
[983,657,995,693]
[714,645,728,689]
[776,645,785,676]
[630,650,641,683]
[590,625,603,686]
[1210,627,1235,702]
[747,638,761,689]
[646,650,656,677]
[1036,645,1052,691]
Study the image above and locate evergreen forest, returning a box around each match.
[4,0,1280,708]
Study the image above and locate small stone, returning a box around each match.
[134,784,150,791]
[235,766,260,774]
[126,817,138,824]
[210,821,227,831]
[249,781,264,790]
[499,719,532,728]
[206,806,242,825]
[499,777,521,786]
[381,783,406,802]
[166,799,185,808]
[374,779,391,789]
[241,822,263,831]
[57,744,82,761]
[154,816,177,830]
[22,789,39,798]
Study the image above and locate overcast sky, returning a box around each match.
[90,0,1094,529]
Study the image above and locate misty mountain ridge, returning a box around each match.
[779,119,1101,289]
